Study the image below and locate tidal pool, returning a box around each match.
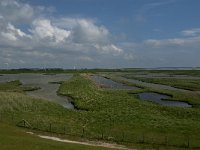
[138,92,192,108]
[90,75,140,90]
[0,74,74,109]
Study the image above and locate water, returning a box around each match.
[116,76,189,92]
[0,74,74,109]
[138,92,192,108]
[90,75,140,90]
[133,73,200,79]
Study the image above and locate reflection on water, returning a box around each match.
[138,92,192,108]
[0,74,74,109]
[90,75,140,90]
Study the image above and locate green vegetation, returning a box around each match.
[0,68,125,74]
[58,74,200,148]
[123,74,200,91]
[0,73,200,149]
[143,70,200,76]
[0,80,40,92]
[0,123,113,150]
[1,68,200,76]
[0,80,22,92]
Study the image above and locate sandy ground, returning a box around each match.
[26,132,134,150]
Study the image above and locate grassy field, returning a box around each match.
[0,123,116,150]
[0,73,200,149]
[131,70,200,76]
[0,80,40,92]
[123,74,200,91]
[1,68,200,75]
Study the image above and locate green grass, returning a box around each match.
[0,80,22,92]
[0,80,40,92]
[0,68,126,74]
[58,74,200,148]
[0,123,115,150]
[0,73,200,149]
[123,74,200,91]
[1,68,200,78]
[144,70,200,76]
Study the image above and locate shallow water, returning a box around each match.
[90,75,140,90]
[0,74,74,109]
[116,76,189,92]
[138,92,192,108]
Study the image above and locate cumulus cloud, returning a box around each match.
[0,0,126,68]
[0,0,34,22]
[1,23,31,41]
[71,19,110,44]
[53,18,111,44]
[0,0,54,23]
[30,19,71,43]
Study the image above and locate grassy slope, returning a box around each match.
[58,74,200,148]
[108,74,200,107]
[0,123,113,150]
[0,74,200,149]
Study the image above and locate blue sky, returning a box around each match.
[0,0,200,68]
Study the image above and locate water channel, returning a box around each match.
[0,74,74,109]
[90,75,140,90]
[138,92,192,108]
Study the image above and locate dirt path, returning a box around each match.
[26,132,134,150]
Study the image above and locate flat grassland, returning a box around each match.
[0,123,114,150]
[0,70,200,150]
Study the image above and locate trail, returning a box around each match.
[26,132,134,150]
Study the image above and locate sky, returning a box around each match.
[0,0,200,69]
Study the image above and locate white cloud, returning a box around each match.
[0,0,54,24]
[1,31,17,41]
[0,0,127,68]
[182,28,200,36]
[30,19,71,43]
[72,19,110,44]
[94,44,123,54]
[144,36,200,47]
[54,18,110,43]
[119,27,200,68]
[0,0,34,22]
[24,51,55,58]
[78,56,93,62]
[1,23,31,41]
[123,53,135,60]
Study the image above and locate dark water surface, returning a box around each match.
[138,92,192,108]
[90,75,140,90]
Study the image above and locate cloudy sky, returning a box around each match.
[0,0,200,69]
